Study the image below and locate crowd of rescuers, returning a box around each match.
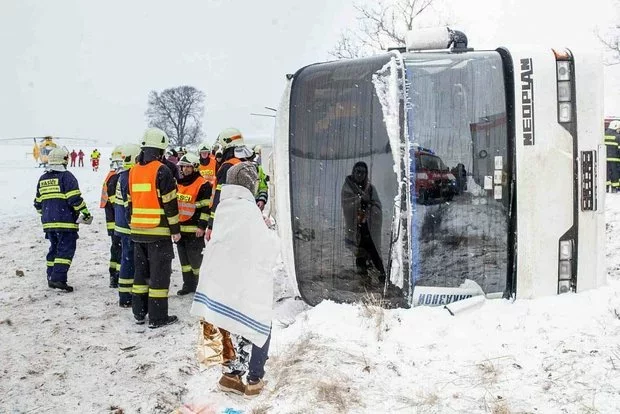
[40,128,268,304]
[37,127,275,396]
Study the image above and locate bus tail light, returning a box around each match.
[554,49,574,124]
[558,239,574,294]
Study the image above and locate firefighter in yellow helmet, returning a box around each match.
[114,144,141,307]
[100,146,124,288]
[34,148,92,292]
[206,128,253,241]
[128,128,181,328]
[175,153,212,295]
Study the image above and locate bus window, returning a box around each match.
[288,55,404,306]
[405,51,511,296]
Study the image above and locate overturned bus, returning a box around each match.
[272,28,606,307]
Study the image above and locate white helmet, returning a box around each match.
[110,145,124,161]
[199,142,211,153]
[141,127,169,150]
[178,152,200,168]
[48,148,69,166]
[610,120,620,130]
[218,127,244,149]
[121,143,141,169]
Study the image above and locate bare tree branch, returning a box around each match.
[145,86,206,147]
[329,0,443,59]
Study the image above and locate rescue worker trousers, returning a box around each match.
[118,235,134,306]
[176,234,205,291]
[45,231,78,283]
[132,239,174,322]
[109,235,121,278]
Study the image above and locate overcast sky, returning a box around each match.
[1,0,617,145]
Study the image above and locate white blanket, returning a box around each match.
[191,184,280,347]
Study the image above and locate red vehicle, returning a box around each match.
[414,147,457,204]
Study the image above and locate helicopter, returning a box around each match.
[0,136,96,167]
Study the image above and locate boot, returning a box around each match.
[148,315,178,329]
[109,274,119,288]
[48,281,74,292]
[177,285,196,296]
[244,378,265,398]
[218,373,246,395]
[134,314,146,325]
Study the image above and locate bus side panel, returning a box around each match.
[513,48,574,298]
[273,79,301,297]
[572,49,606,292]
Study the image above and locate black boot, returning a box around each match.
[177,285,196,296]
[148,315,178,329]
[109,273,119,288]
[48,281,74,292]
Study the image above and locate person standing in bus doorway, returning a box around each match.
[101,146,123,288]
[175,153,212,295]
[70,149,78,168]
[606,120,620,193]
[78,149,85,167]
[191,162,279,397]
[341,161,386,288]
[128,127,181,329]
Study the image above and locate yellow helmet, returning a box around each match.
[178,153,200,168]
[121,143,141,169]
[110,145,124,161]
[218,127,244,149]
[141,127,169,150]
[48,148,69,166]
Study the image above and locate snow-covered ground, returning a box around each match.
[2,143,620,413]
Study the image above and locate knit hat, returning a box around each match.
[227,161,258,195]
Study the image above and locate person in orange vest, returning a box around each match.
[198,143,217,197]
[100,146,124,288]
[206,128,253,241]
[175,153,212,295]
[128,127,181,329]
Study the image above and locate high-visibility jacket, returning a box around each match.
[128,160,180,238]
[34,170,88,232]
[198,154,218,190]
[256,164,269,205]
[177,173,212,234]
[207,157,241,229]
[101,170,119,235]
[114,170,131,236]
[605,128,620,187]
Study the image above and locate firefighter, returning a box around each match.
[605,120,620,193]
[176,153,212,295]
[114,143,141,307]
[206,128,252,241]
[78,149,85,167]
[34,147,93,292]
[198,143,217,196]
[128,127,181,328]
[251,145,269,212]
[101,146,123,288]
[90,148,101,171]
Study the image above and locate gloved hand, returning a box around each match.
[76,210,93,225]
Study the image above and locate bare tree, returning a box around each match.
[145,86,206,147]
[329,0,438,59]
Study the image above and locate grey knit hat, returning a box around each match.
[227,161,259,195]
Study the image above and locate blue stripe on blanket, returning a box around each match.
[193,292,271,336]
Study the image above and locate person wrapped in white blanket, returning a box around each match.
[191,161,280,397]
